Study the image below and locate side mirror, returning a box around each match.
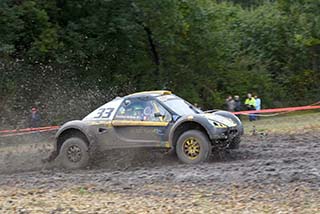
[154,112,164,118]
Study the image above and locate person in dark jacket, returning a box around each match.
[234,95,241,111]
[31,107,41,128]
[225,95,235,112]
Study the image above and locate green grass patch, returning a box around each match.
[242,112,320,134]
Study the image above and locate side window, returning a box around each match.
[114,99,152,121]
[114,99,171,122]
[152,101,172,122]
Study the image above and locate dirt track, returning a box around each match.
[0,131,319,213]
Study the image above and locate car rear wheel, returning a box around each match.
[59,137,89,169]
[176,130,211,164]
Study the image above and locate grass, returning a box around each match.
[242,111,320,134]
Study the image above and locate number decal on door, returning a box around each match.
[94,108,114,119]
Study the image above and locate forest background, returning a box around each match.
[0,0,319,128]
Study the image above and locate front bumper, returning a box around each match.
[213,127,239,141]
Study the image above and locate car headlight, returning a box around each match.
[211,120,227,128]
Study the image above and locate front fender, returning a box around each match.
[213,111,244,135]
[169,115,216,146]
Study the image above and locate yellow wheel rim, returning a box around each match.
[183,137,200,160]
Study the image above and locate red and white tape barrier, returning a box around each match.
[0,126,60,134]
[0,127,59,137]
[233,105,320,115]
[0,126,59,138]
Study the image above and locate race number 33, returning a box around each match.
[94,108,114,119]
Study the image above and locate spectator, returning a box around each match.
[225,95,235,112]
[254,95,261,110]
[234,95,241,111]
[254,95,261,120]
[244,93,256,121]
[31,107,41,128]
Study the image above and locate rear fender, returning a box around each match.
[52,120,97,158]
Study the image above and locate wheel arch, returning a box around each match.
[56,128,90,153]
[170,119,213,148]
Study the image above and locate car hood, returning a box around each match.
[202,113,237,127]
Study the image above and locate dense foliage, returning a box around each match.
[0,0,319,127]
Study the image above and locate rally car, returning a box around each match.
[50,90,243,169]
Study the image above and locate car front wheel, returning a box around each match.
[59,137,89,169]
[176,130,211,164]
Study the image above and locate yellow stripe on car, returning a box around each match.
[152,101,164,122]
[112,120,169,127]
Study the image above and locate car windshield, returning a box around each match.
[158,95,203,115]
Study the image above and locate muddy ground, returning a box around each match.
[0,131,319,213]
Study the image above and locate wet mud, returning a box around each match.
[0,131,319,213]
[1,131,319,187]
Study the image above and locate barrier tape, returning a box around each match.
[233,105,320,115]
[0,126,60,138]
[0,126,60,134]
[235,112,286,117]
[0,127,59,137]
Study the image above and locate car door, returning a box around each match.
[111,97,172,148]
[83,98,123,149]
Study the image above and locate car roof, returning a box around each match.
[124,90,172,98]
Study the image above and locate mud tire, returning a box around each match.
[176,130,211,164]
[59,137,89,169]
